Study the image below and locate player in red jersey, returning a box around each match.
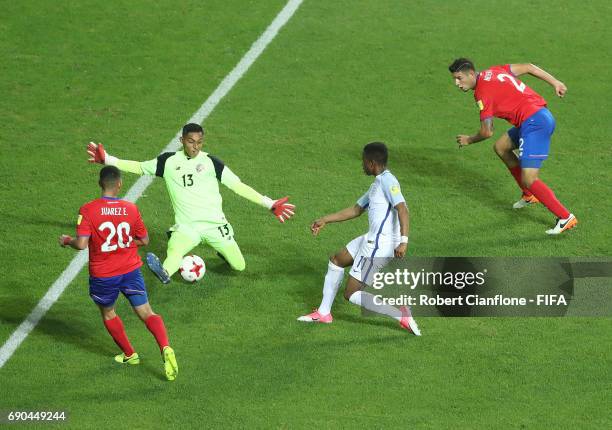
[449,58,577,234]
[59,166,178,380]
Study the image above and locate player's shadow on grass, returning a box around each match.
[340,312,396,327]
[40,314,165,380]
[0,308,115,357]
[333,309,410,331]
[0,309,163,379]
[40,317,117,356]
[37,315,169,380]
[295,314,413,347]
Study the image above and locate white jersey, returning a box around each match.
[356,170,406,243]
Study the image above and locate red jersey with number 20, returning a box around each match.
[474,64,547,128]
[76,197,148,278]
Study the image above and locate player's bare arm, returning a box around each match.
[59,234,89,250]
[394,202,409,258]
[457,118,494,147]
[311,204,365,236]
[510,63,567,97]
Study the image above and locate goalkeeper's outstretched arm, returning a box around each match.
[217,162,295,223]
[87,142,144,175]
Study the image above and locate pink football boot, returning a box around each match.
[297,310,333,323]
[399,306,421,336]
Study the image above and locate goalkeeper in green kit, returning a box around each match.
[87,123,295,284]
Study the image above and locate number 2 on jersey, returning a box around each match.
[99,221,132,252]
[497,73,526,93]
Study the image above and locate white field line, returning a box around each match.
[0,0,303,369]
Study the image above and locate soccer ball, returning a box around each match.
[179,254,206,282]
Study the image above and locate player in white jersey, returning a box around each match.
[297,142,420,335]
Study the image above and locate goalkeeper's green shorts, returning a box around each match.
[167,221,245,271]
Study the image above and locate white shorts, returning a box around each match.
[346,234,399,283]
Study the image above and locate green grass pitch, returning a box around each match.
[0,0,610,428]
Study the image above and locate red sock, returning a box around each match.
[145,314,169,353]
[103,316,135,356]
[528,179,570,219]
[508,166,532,196]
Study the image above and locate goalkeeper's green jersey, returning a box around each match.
[140,150,239,226]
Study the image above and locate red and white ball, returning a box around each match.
[179,254,206,282]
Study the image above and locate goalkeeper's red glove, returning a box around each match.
[87,142,107,164]
[271,197,295,223]
[87,142,118,166]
